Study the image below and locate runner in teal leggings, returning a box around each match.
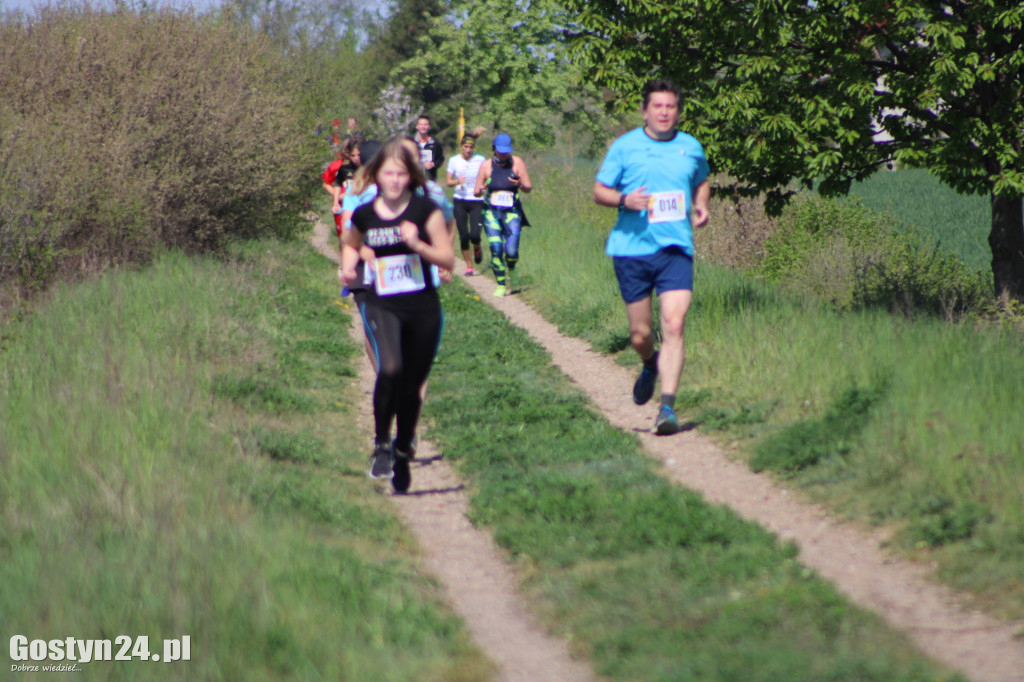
[473,133,533,297]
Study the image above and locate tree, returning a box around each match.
[364,0,445,84]
[389,0,612,152]
[218,0,386,125]
[566,0,1024,300]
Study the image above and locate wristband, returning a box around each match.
[618,193,627,209]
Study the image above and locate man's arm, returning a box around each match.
[433,141,444,170]
[691,180,710,228]
[594,182,649,211]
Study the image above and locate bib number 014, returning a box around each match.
[647,191,687,224]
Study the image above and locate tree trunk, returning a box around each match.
[989,194,1024,301]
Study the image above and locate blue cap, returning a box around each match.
[493,133,513,154]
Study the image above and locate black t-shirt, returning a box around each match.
[351,193,440,310]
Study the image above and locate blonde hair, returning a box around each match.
[350,165,373,195]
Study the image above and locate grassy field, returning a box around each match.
[518,161,1024,622]
[0,244,490,681]
[426,282,960,681]
[848,168,991,272]
[0,234,965,680]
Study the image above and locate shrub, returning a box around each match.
[698,178,779,269]
[761,196,990,318]
[0,5,313,295]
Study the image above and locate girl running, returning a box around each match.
[340,137,455,493]
[446,134,487,275]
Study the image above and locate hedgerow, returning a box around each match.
[760,196,990,319]
[0,5,313,297]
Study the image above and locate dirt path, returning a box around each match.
[312,223,600,682]
[312,220,1024,682]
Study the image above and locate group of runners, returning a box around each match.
[323,78,709,493]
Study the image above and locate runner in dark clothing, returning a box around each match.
[340,137,455,493]
[414,115,444,181]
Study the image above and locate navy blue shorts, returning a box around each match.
[613,247,694,304]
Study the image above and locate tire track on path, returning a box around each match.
[311,221,600,682]
[457,271,1024,682]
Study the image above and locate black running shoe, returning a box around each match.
[391,454,411,494]
[368,442,393,479]
[473,244,482,264]
[632,351,659,405]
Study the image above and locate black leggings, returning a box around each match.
[359,298,443,450]
[453,199,484,251]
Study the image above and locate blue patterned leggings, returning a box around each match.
[482,205,523,286]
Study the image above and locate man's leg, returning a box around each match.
[624,296,660,405]
[624,296,656,362]
[655,289,693,396]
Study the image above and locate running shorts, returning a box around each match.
[612,246,694,303]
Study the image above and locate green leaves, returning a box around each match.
[387,0,613,150]
[565,0,1024,294]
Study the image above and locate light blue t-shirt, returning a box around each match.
[341,182,453,225]
[595,127,709,258]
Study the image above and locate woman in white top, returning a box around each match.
[445,135,487,275]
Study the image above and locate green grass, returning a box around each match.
[0,243,490,681]
[519,161,1024,621]
[0,205,991,675]
[425,282,961,681]
[848,168,991,272]
[1,229,967,680]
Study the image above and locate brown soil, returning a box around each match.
[312,219,1024,682]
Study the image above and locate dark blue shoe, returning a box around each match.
[391,454,411,493]
[633,351,658,405]
[655,404,680,435]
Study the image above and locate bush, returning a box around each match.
[698,178,779,269]
[0,5,313,296]
[761,196,990,318]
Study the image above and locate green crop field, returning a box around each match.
[849,168,991,272]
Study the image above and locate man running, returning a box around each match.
[414,115,444,181]
[593,79,710,435]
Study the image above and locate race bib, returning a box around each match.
[647,191,687,224]
[489,190,515,208]
[420,149,433,165]
[373,254,426,296]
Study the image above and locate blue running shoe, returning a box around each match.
[632,351,659,405]
[655,404,680,435]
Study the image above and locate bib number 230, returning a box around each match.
[374,254,426,296]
